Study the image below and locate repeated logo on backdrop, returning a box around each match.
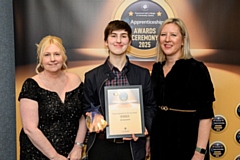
[210,105,240,159]
[211,115,227,132]
[235,129,240,145]
[235,154,240,160]
[235,103,240,118]
[210,141,226,158]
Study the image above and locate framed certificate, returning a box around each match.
[104,85,145,139]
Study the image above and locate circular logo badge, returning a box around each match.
[234,129,240,145]
[121,1,168,51]
[119,92,128,101]
[235,154,240,160]
[211,115,227,132]
[113,0,176,58]
[235,103,240,118]
[210,141,226,158]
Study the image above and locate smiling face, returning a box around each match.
[159,23,184,59]
[36,35,67,73]
[105,29,131,56]
[41,44,64,73]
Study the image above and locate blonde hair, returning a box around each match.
[35,35,67,73]
[156,18,192,63]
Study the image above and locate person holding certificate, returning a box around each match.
[82,20,156,160]
[150,18,215,160]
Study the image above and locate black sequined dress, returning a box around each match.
[18,78,84,160]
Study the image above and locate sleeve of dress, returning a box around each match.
[150,62,165,106]
[18,78,38,102]
[150,63,159,88]
[192,62,215,119]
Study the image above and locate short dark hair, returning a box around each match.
[104,20,132,41]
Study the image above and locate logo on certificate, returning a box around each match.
[119,92,128,101]
[113,0,176,58]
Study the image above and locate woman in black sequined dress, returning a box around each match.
[18,35,87,160]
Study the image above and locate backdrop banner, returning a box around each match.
[14,0,240,159]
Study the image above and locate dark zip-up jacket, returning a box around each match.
[83,57,156,160]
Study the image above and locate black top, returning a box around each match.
[151,58,215,119]
[18,78,84,160]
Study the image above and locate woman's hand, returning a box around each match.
[50,153,68,160]
[67,145,83,160]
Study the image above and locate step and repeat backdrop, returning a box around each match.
[14,0,240,159]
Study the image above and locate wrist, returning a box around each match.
[195,147,207,154]
[49,152,58,160]
[146,136,150,141]
[74,142,85,148]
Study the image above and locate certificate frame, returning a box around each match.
[104,85,145,139]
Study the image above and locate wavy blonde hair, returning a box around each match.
[35,35,67,73]
[156,18,192,63]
